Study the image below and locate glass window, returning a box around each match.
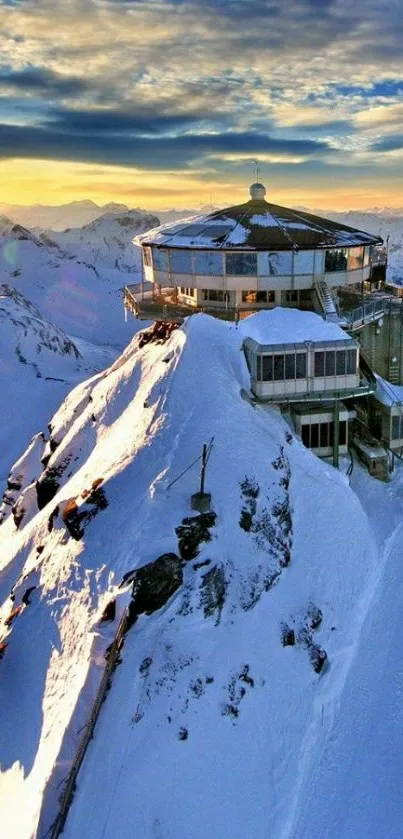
[285,354,296,380]
[302,425,310,447]
[294,250,314,274]
[346,349,357,374]
[274,354,285,380]
[310,424,319,448]
[325,248,348,272]
[285,290,298,303]
[258,251,293,276]
[348,247,364,271]
[315,351,325,377]
[336,350,346,375]
[153,248,169,271]
[364,246,371,267]
[241,290,275,303]
[180,287,195,297]
[296,353,307,378]
[242,290,256,303]
[193,251,223,275]
[262,356,273,381]
[202,289,226,302]
[325,351,336,376]
[170,250,192,273]
[320,423,329,448]
[143,247,152,267]
[226,252,257,276]
[392,415,401,440]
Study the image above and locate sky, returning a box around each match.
[2,0,403,210]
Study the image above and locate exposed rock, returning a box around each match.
[61,485,108,540]
[178,727,188,741]
[306,602,323,631]
[200,564,226,623]
[36,456,71,510]
[22,586,36,606]
[239,476,259,532]
[127,553,183,627]
[280,622,295,646]
[100,599,116,622]
[309,644,328,674]
[176,511,217,560]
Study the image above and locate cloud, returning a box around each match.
[0,66,90,95]
[0,121,335,169]
[370,134,403,153]
[1,0,403,193]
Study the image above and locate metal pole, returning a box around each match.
[200,444,207,495]
[333,399,340,469]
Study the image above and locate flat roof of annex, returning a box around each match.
[137,183,383,252]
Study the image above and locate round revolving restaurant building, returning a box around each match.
[126,182,386,322]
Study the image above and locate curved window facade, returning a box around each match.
[152,248,169,271]
[325,248,348,272]
[258,251,293,276]
[149,245,370,279]
[170,250,192,273]
[194,251,223,275]
[226,252,257,276]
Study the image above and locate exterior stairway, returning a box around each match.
[314,279,339,321]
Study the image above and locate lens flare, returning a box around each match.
[3,241,18,266]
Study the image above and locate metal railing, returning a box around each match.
[47,607,130,839]
[341,296,403,329]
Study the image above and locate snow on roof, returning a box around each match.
[240,307,354,347]
[136,189,382,251]
[374,373,403,407]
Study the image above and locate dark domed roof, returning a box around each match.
[138,186,383,251]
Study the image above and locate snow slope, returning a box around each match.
[47,209,160,283]
[0,310,389,839]
[0,215,139,348]
[0,283,115,491]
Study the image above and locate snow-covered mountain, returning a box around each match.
[0,200,130,232]
[0,283,115,490]
[46,209,160,283]
[0,215,140,347]
[1,309,401,839]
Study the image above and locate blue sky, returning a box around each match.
[1,0,403,208]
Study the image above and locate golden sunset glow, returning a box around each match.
[1,0,403,210]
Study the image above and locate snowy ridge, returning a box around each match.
[0,214,140,347]
[0,312,384,839]
[0,283,116,492]
[46,209,160,283]
[0,201,130,232]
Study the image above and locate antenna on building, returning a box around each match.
[253,158,260,183]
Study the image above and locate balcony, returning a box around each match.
[123,284,267,323]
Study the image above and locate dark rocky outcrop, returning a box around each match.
[127,553,183,627]
[200,564,226,623]
[175,512,217,560]
[280,622,295,646]
[101,599,116,622]
[62,483,108,540]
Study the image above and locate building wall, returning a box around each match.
[146,244,373,303]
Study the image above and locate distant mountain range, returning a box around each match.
[0,200,130,231]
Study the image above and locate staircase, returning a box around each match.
[314,279,338,321]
